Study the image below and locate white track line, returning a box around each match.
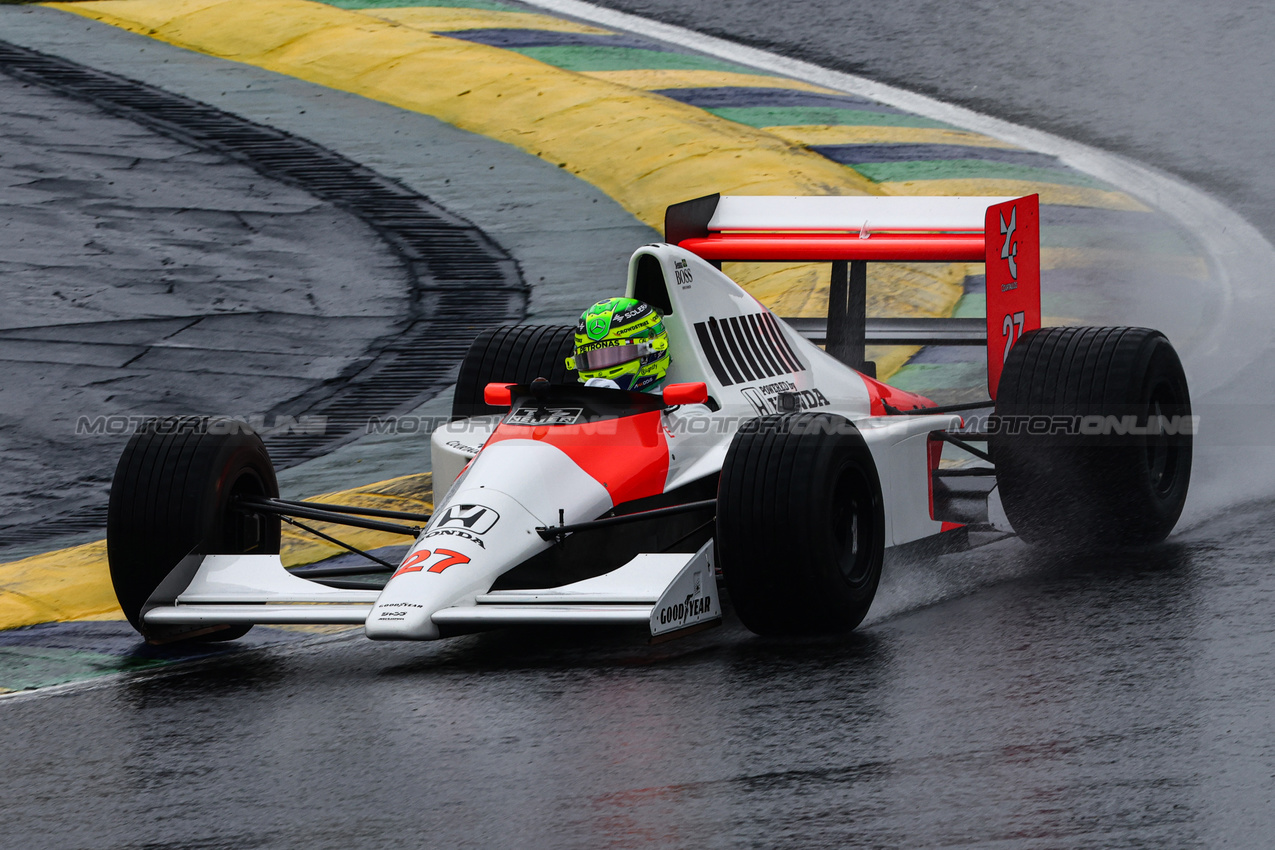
[522,0,1275,385]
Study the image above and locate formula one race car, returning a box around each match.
[107,194,1193,644]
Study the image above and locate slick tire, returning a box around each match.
[107,417,281,642]
[991,326,1192,548]
[717,413,885,635]
[452,325,576,419]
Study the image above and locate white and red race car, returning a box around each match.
[107,194,1193,644]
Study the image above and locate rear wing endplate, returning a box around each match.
[665,194,1041,399]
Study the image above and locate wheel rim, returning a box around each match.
[222,468,270,553]
[1145,382,1183,497]
[831,468,871,586]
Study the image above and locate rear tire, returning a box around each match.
[107,417,281,642]
[452,325,576,419]
[717,413,885,635]
[991,326,1192,548]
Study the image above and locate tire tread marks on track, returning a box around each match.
[0,40,527,547]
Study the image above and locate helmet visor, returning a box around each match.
[576,340,655,371]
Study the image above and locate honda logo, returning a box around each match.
[435,504,499,535]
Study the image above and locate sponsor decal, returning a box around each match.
[375,601,423,619]
[577,338,630,352]
[435,503,500,534]
[445,439,482,455]
[693,313,805,387]
[391,548,472,579]
[506,407,582,426]
[657,588,714,628]
[740,380,829,415]
[999,205,1019,287]
[673,258,693,287]
[617,304,648,323]
[422,528,486,549]
[649,548,718,636]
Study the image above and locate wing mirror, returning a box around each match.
[662,382,708,406]
[484,383,513,406]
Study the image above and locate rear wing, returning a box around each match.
[665,194,1041,399]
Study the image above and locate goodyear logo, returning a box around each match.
[657,593,713,627]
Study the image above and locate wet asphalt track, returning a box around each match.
[4,506,1273,849]
[6,2,1275,847]
[0,69,410,553]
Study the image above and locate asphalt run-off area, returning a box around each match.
[2,0,1274,846]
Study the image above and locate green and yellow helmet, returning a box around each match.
[565,297,671,392]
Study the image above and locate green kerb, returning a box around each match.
[0,646,167,692]
[509,46,756,73]
[705,106,957,130]
[850,159,1113,190]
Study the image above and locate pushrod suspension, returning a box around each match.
[536,499,717,542]
[238,496,423,537]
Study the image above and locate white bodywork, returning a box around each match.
[144,243,959,640]
[706,195,1013,233]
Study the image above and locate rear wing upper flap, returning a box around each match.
[664,194,1041,399]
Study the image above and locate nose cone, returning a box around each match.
[364,489,534,640]
[364,444,612,640]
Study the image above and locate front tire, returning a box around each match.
[991,326,1192,548]
[452,325,576,419]
[717,413,885,635]
[107,417,281,642]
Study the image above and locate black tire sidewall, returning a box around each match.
[108,418,279,637]
[718,413,885,635]
[1094,334,1192,542]
[992,327,1192,547]
[452,325,576,419]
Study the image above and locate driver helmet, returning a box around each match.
[565,297,670,392]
